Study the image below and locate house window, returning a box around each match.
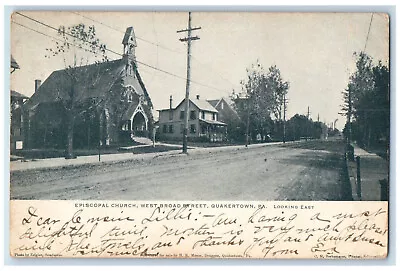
[221,102,224,109]
[190,110,196,120]
[13,128,21,136]
[169,125,174,133]
[180,111,184,120]
[169,110,173,120]
[163,125,167,133]
[190,124,196,134]
[212,113,216,121]
[201,111,205,119]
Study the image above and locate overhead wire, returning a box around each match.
[13,12,228,94]
[71,11,238,92]
[363,13,374,52]
[71,11,186,55]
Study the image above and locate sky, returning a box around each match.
[10,11,389,129]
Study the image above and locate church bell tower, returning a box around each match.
[122,27,137,67]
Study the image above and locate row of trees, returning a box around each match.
[229,61,331,143]
[341,52,389,150]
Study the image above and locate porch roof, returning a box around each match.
[199,119,227,126]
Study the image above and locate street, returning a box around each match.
[10,140,351,201]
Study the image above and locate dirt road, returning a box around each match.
[10,140,351,201]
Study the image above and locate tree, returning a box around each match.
[267,66,289,121]
[232,61,289,142]
[285,114,327,141]
[341,51,389,149]
[371,61,390,146]
[45,24,108,158]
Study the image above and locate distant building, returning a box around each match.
[10,55,20,74]
[10,54,27,152]
[157,95,227,142]
[207,97,240,123]
[10,90,28,152]
[208,97,244,142]
[23,27,154,149]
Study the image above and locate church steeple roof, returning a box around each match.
[122,27,137,47]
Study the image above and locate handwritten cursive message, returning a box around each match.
[10,201,388,259]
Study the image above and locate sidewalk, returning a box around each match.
[347,145,389,201]
[10,141,283,172]
[118,142,195,150]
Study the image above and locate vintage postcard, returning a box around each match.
[9,11,390,259]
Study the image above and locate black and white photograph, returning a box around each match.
[9,11,390,202]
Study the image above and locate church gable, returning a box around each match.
[24,26,155,148]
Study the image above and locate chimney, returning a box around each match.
[169,95,173,109]
[34,79,41,93]
[196,94,200,100]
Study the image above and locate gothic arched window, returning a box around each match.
[124,86,135,103]
[126,63,134,76]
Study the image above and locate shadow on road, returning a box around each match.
[280,152,341,171]
[276,140,353,201]
[282,139,345,153]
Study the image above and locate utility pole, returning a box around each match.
[347,87,352,145]
[245,94,250,147]
[306,106,310,141]
[283,93,287,143]
[177,12,201,154]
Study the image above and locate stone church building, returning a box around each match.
[23,27,154,149]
